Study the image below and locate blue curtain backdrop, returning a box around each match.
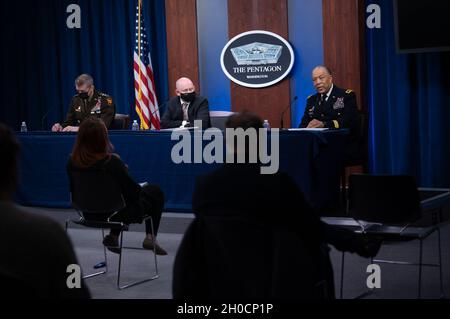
[0,0,168,131]
[366,0,450,188]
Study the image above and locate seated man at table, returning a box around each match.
[299,66,358,130]
[299,66,360,162]
[160,77,211,129]
[52,74,116,132]
[0,122,90,298]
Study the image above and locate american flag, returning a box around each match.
[134,0,160,130]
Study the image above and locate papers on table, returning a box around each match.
[159,127,199,132]
[287,128,329,132]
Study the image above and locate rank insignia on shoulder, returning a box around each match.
[346,89,353,94]
[106,98,113,106]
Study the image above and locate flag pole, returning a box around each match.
[138,0,142,102]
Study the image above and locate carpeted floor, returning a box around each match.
[23,206,450,299]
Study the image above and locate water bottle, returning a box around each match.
[263,120,270,130]
[132,120,139,131]
[20,121,28,132]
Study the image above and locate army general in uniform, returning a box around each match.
[299,66,360,162]
[52,74,116,132]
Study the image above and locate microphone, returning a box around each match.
[280,96,298,129]
[41,107,57,130]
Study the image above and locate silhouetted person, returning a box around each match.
[0,123,90,298]
[173,111,380,299]
[299,66,360,163]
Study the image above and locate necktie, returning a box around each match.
[182,103,189,121]
[317,94,325,111]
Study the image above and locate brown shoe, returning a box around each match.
[142,237,167,255]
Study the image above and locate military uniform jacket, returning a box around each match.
[299,85,357,130]
[62,90,116,129]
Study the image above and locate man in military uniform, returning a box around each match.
[299,66,358,130]
[52,74,116,132]
[299,66,360,162]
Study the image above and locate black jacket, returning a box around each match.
[299,85,358,130]
[67,154,146,223]
[173,164,371,299]
[0,202,90,298]
[300,85,361,163]
[160,95,211,129]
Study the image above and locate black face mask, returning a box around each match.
[78,92,89,100]
[180,92,196,103]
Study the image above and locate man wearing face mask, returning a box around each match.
[51,74,116,132]
[160,77,211,129]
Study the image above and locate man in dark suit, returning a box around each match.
[160,77,211,129]
[299,66,360,162]
[0,123,90,298]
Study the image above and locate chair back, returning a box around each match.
[173,215,331,299]
[348,174,421,224]
[111,114,131,130]
[0,268,37,298]
[209,111,235,131]
[69,169,125,214]
[345,110,368,167]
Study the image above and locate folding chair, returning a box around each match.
[339,174,444,299]
[65,169,158,290]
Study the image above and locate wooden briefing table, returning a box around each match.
[15,129,349,213]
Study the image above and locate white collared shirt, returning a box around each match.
[324,84,334,102]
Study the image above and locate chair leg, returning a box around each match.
[340,251,345,299]
[117,231,124,289]
[102,229,108,273]
[81,229,108,279]
[65,219,107,278]
[437,228,445,298]
[418,239,423,299]
[117,222,159,290]
[149,217,159,276]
